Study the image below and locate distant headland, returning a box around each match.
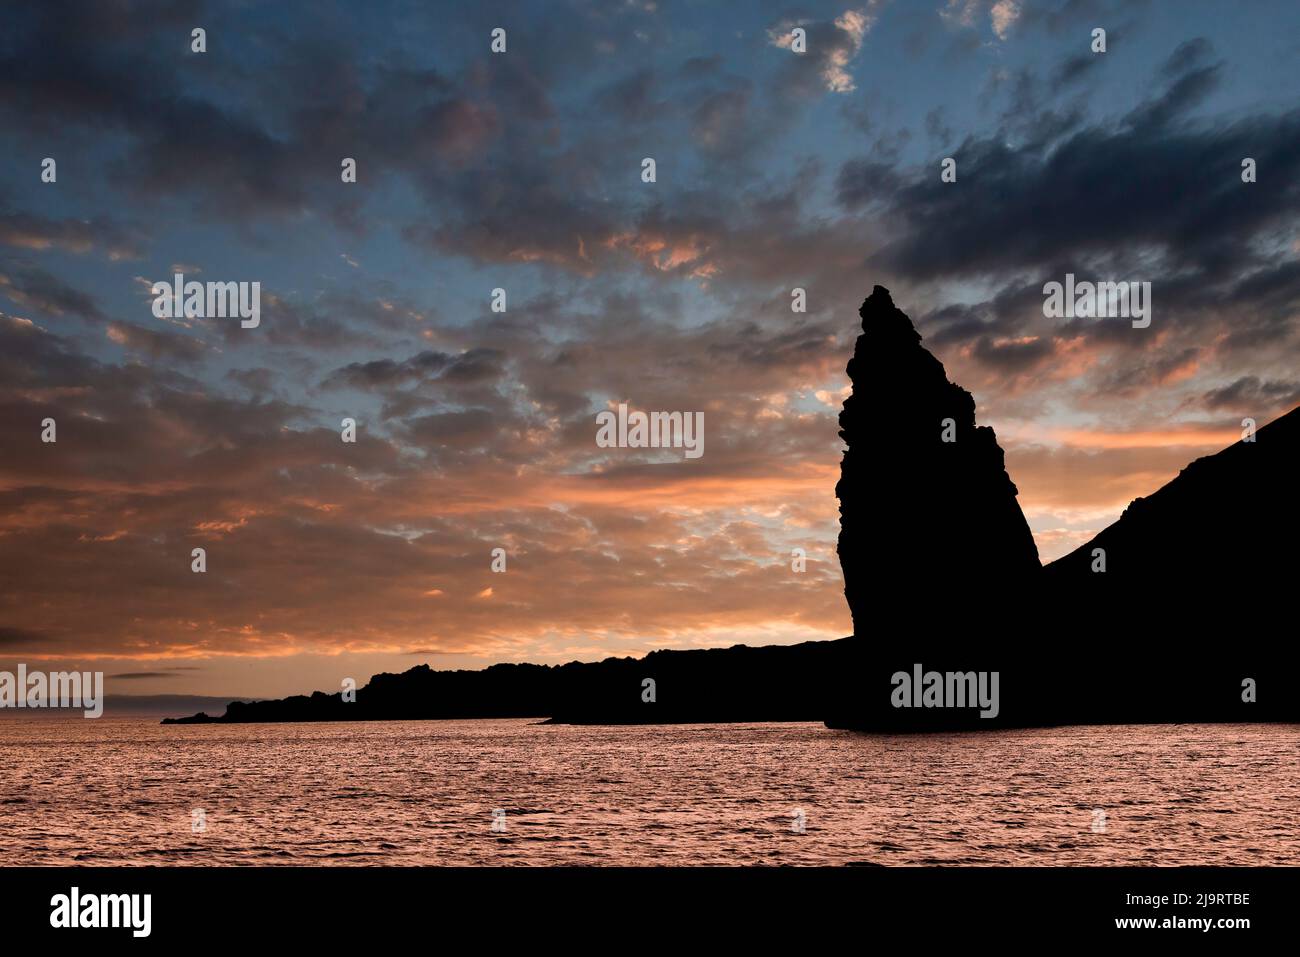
[162,639,845,725]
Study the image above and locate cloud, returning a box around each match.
[971,334,1055,373]
[0,211,146,260]
[826,9,876,92]
[768,5,883,95]
[940,0,980,29]
[106,321,208,364]
[1050,53,1100,92]
[990,0,1022,39]
[1202,376,1300,416]
[841,50,1299,307]
[0,267,106,324]
[0,627,55,649]
[941,0,1021,39]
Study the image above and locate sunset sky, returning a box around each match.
[1,0,1298,698]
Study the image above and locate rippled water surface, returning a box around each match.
[2,718,1297,865]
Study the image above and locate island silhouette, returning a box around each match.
[165,286,1299,730]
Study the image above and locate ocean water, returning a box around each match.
[2,718,1297,865]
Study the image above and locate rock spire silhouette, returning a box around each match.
[835,286,1040,636]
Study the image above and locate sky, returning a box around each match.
[1,0,1297,699]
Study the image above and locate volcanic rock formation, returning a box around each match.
[835,286,1040,636]
[1044,405,1299,590]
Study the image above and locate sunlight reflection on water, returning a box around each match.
[2,718,1296,865]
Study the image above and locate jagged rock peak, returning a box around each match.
[835,286,1040,635]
